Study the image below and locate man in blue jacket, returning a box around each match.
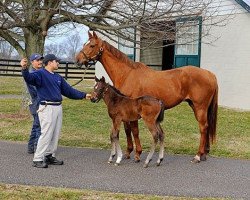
[21,54,91,168]
[20,53,43,154]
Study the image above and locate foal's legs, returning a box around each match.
[156,124,165,166]
[109,120,123,165]
[143,122,159,168]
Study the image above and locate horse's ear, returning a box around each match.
[95,76,99,82]
[93,31,98,39]
[88,31,93,39]
[100,76,105,82]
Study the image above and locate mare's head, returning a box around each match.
[91,76,108,103]
[75,31,103,67]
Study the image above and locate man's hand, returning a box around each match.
[20,58,28,69]
[85,93,92,100]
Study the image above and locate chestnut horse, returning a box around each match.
[76,31,218,163]
[91,76,165,167]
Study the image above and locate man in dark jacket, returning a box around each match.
[20,53,43,154]
[21,54,91,168]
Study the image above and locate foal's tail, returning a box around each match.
[156,101,165,123]
[207,84,218,144]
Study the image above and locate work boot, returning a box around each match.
[27,148,34,154]
[32,161,48,168]
[45,154,64,165]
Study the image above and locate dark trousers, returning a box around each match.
[28,113,41,151]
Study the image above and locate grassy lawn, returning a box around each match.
[0,184,228,200]
[0,78,249,159]
[0,77,249,199]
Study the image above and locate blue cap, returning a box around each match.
[43,54,61,65]
[29,53,43,61]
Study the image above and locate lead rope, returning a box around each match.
[70,64,93,87]
[70,47,103,87]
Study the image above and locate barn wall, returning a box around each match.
[201,12,250,110]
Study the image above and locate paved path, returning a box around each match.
[0,140,249,199]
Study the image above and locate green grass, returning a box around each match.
[0,77,249,159]
[0,77,24,95]
[0,184,230,200]
[0,77,249,199]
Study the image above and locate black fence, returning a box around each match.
[0,59,95,80]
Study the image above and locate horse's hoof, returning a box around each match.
[157,161,162,166]
[200,154,207,161]
[124,154,130,159]
[157,158,163,166]
[108,160,113,164]
[134,155,141,163]
[143,163,148,168]
[114,163,120,166]
[191,158,200,163]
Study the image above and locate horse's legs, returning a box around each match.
[123,122,134,159]
[205,132,210,154]
[192,107,209,163]
[156,123,165,166]
[143,123,158,168]
[130,120,142,162]
[108,136,116,163]
[109,120,123,165]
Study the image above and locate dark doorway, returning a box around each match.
[162,40,175,70]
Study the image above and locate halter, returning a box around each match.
[94,84,109,103]
[79,47,103,68]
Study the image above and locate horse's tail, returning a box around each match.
[157,101,165,123]
[207,84,218,144]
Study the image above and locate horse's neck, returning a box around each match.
[102,86,120,106]
[99,45,132,87]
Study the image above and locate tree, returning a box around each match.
[44,43,67,58]
[0,39,17,59]
[0,0,231,58]
[64,32,82,61]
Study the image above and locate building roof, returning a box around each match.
[235,0,250,12]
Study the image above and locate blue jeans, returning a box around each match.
[28,113,41,151]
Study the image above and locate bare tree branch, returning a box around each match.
[0,0,234,57]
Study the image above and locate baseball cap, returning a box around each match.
[43,54,61,65]
[29,53,44,61]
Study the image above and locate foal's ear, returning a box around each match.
[100,76,105,82]
[88,31,93,39]
[94,76,99,82]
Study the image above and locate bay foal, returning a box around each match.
[91,77,165,167]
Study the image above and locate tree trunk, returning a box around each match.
[23,29,46,59]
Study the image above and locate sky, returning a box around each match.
[45,23,89,46]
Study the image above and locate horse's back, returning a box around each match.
[177,66,218,105]
[118,65,217,108]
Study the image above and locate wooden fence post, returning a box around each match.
[65,62,69,80]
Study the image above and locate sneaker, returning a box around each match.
[45,154,64,165]
[32,161,48,168]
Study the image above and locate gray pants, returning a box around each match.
[33,104,62,162]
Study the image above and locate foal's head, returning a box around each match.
[91,76,108,103]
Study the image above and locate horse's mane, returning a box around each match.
[103,41,146,69]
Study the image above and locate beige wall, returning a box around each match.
[95,35,116,85]
[201,13,250,110]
